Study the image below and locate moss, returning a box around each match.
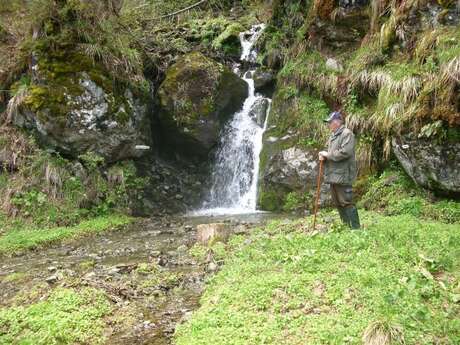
[212,23,245,56]
[159,51,221,125]
[257,189,282,212]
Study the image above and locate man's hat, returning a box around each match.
[323,111,343,123]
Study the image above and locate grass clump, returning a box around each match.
[0,287,111,345]
[175,212,460,344]
[0,214,132,255]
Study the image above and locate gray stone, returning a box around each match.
[46,275,59,284]
[326,58,343,72]
[258,144,330,211]
[253,69,275,92]
[249,98,270,127]
[207,262,218,272]
[392,136,460,194]
[15,73,152,163]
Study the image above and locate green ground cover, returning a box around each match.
[0,214,132,255]
[0,287,111,345]
[176,212,460,345]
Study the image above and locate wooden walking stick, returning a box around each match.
[312,159,324,230]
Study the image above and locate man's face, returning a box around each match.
[328,119,341,132]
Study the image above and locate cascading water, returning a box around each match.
[193,24,271,215]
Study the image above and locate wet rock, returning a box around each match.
[46,274,59,284]
[258,145,329,211]
[157,256,168,267]
[47,266,57,272]
[392,136,460,194]
[196,223,231,245]
[249,98,270,127]
[14,73,152,163]
[157,52,248,161]
[253,68,275,93]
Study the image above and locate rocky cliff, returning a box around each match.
[256,0,460,211]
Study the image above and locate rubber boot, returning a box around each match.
[337,207,350,227]
[345,206,361,229]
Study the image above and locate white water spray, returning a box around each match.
[193,24,271,216]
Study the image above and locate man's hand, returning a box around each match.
[319,151,328,161]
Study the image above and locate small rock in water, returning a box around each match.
[157,256,168,267]
[46,275,59,284]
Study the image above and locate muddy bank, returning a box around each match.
[0,213,282,344]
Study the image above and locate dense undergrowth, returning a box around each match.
[177,211,460,345]
[258,0,459,166]
[0,127,140,249]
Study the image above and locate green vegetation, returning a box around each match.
[0,214,132,254]
[0,128,144,245]
[176,212,460,344]
[0,287,111,345]
[360,168,460,223]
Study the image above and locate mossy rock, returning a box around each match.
[157,52,248,161]
[212,23,245,57]
[14,54,152,163]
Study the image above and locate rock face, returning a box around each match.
[157,52,248,161]
[258,141,329,211]
[253,68,275,94]
[249,98,269,127]
[15,72,151,163]
[392,136,460,194]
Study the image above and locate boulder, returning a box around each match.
[258,142,329,211]
[392,136,460,194]
[253,68,275,93]
[249,98,270,127]
[196,223,230,245]
[15,72,151,163]
[157,52,248,161]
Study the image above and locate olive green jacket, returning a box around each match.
[324,126,357,185]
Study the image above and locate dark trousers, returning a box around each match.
[330,184,354,208]
[329,183,360,229]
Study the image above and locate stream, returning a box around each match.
[0,213,280,344]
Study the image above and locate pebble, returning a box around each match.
[207,262,218,272]
[46,275,59,284]
[47,266,57,272]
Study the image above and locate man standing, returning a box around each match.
[318,111,360,229]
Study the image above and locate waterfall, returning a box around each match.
[193,24,271,215]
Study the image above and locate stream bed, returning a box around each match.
[0,213,281,344]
